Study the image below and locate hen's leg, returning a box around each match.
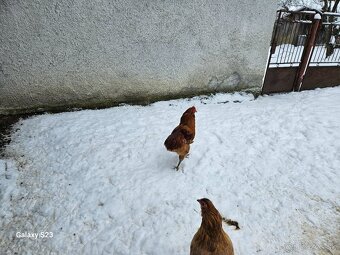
[175,144,190,171]
[175,155,185,171]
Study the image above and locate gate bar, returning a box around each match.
[293,13,322,91]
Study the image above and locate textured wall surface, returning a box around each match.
[0,0,277,114]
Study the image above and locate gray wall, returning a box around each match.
[0,0,277,114]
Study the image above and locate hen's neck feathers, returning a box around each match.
[180,113,195,128]
[199,208,223,237]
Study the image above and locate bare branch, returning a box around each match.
[331,0,340,12]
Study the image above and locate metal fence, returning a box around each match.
[268,10,340,67]
[311,12,340,65]
[262,9,340,94]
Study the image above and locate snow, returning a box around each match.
[1,87,340,254]
[278,0,323,11]
[279,0,340,12]
[314,13,322,19]
[0,159,19,227]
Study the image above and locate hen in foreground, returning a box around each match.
[190,198,234,255]
[164,106,196,170]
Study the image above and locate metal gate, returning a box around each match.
[262,10,340,94]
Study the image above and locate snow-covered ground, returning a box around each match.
[1,87,340,255]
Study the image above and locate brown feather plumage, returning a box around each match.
[164,106,196,170]
[190,198,234,255]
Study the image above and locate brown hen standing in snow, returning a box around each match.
[191,198,234,255]
[164,106,196,170]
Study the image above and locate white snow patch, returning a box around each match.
[1,88,340,254]
[0,159,20,223]
[279,0,323,11]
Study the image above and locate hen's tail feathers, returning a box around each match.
[222,217,240,230]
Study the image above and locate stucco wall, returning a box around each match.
[0,0,277,114]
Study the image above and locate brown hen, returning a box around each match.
[164,106,196,170]
[190,198,234,255]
